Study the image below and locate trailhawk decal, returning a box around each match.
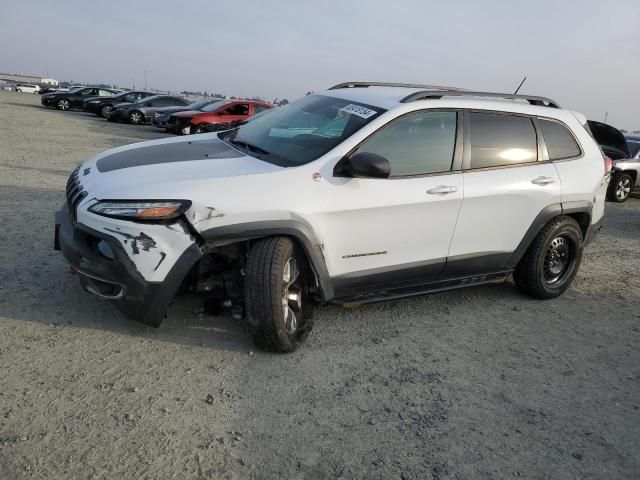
[342,251,388,259]
[339,104,379,119]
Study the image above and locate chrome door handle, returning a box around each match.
[427,185,458,195]
[531,176,555,186]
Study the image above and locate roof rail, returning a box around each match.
[401,90,561,108]
[329,81,465,91]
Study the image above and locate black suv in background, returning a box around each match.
[107,95,191,124]
[84,91,156,117]
[41,87,121,111]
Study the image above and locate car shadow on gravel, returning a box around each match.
[2,101,47,110]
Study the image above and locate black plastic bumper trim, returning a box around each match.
[55,205,202,327]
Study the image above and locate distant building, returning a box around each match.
[0,73,59,86]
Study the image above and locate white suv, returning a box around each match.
[16,84,40,94]
[55,82,609,352]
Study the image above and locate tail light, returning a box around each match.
[603,155,613,175]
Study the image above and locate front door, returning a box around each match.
[323,110,464,296]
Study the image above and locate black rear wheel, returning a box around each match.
[514,215,583,299]
[129,110,144,125]
[245,237,314,353]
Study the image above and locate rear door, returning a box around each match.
[444,111,562,276]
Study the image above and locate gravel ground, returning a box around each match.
[0,91,639,480]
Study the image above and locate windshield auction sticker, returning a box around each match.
[340,104,378,119]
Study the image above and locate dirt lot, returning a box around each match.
[0,91,639,480]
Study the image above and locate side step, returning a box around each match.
[330,271,512,306]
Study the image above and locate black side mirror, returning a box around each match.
[338,152,390,179]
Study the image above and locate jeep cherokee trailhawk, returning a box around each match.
[55,82,609,352]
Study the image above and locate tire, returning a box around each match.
[514,215,583,299]
[100,104,113,118]
[129,110,144,125]
[57,98,71,111]
[16,88,22,93]
[607,172,634,203]
[245,237,314,353]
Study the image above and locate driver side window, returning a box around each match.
[356,111,457,177]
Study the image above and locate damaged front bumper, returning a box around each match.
[54,205,202,327]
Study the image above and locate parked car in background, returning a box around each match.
[16,84,41,94]
[41,86,121,110]
[152,99,226,132]
[39,86,61,95]
[588,120,639,202]
[107,95,190,124]
[84,91,155,117]
[196,107,276,133]
[171,100,273,134]
[55,82,608,352]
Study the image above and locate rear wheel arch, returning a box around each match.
[508,203,591,268]
[564,212,590,239]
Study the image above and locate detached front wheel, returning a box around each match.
[245,237,314,353]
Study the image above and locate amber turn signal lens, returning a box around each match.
[137,206,180,218]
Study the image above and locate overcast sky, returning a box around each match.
[1,0,638,129]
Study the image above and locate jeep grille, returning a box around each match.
[66,166,87,223]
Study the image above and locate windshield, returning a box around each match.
[627,138,640,157]
[188,100,212,110]
[201,100,229,112]
[135,95,160,104]
[220,95,385,167]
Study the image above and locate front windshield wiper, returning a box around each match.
[229,139,270,156]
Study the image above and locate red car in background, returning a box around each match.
[170,99,273,135]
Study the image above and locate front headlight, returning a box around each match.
[89,200,191,221]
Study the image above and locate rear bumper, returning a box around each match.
[55,205,202,326]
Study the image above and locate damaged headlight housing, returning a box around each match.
[89,200,191,221]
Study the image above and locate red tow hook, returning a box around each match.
[68,266,78,276]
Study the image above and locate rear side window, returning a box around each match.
[468,112,538,169]
[538,119,581,160]
[357,111,457,177]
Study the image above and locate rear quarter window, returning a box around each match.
[538,119,581,160]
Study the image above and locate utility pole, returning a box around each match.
[132,77,135,89]
[603,112,608,123]
[144,70,147,91]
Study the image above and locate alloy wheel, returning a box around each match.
[58,99,70,111]
[282,257,302,335]
[130,112,142,124]
[616,177,631,200]
[101,105,112,117]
